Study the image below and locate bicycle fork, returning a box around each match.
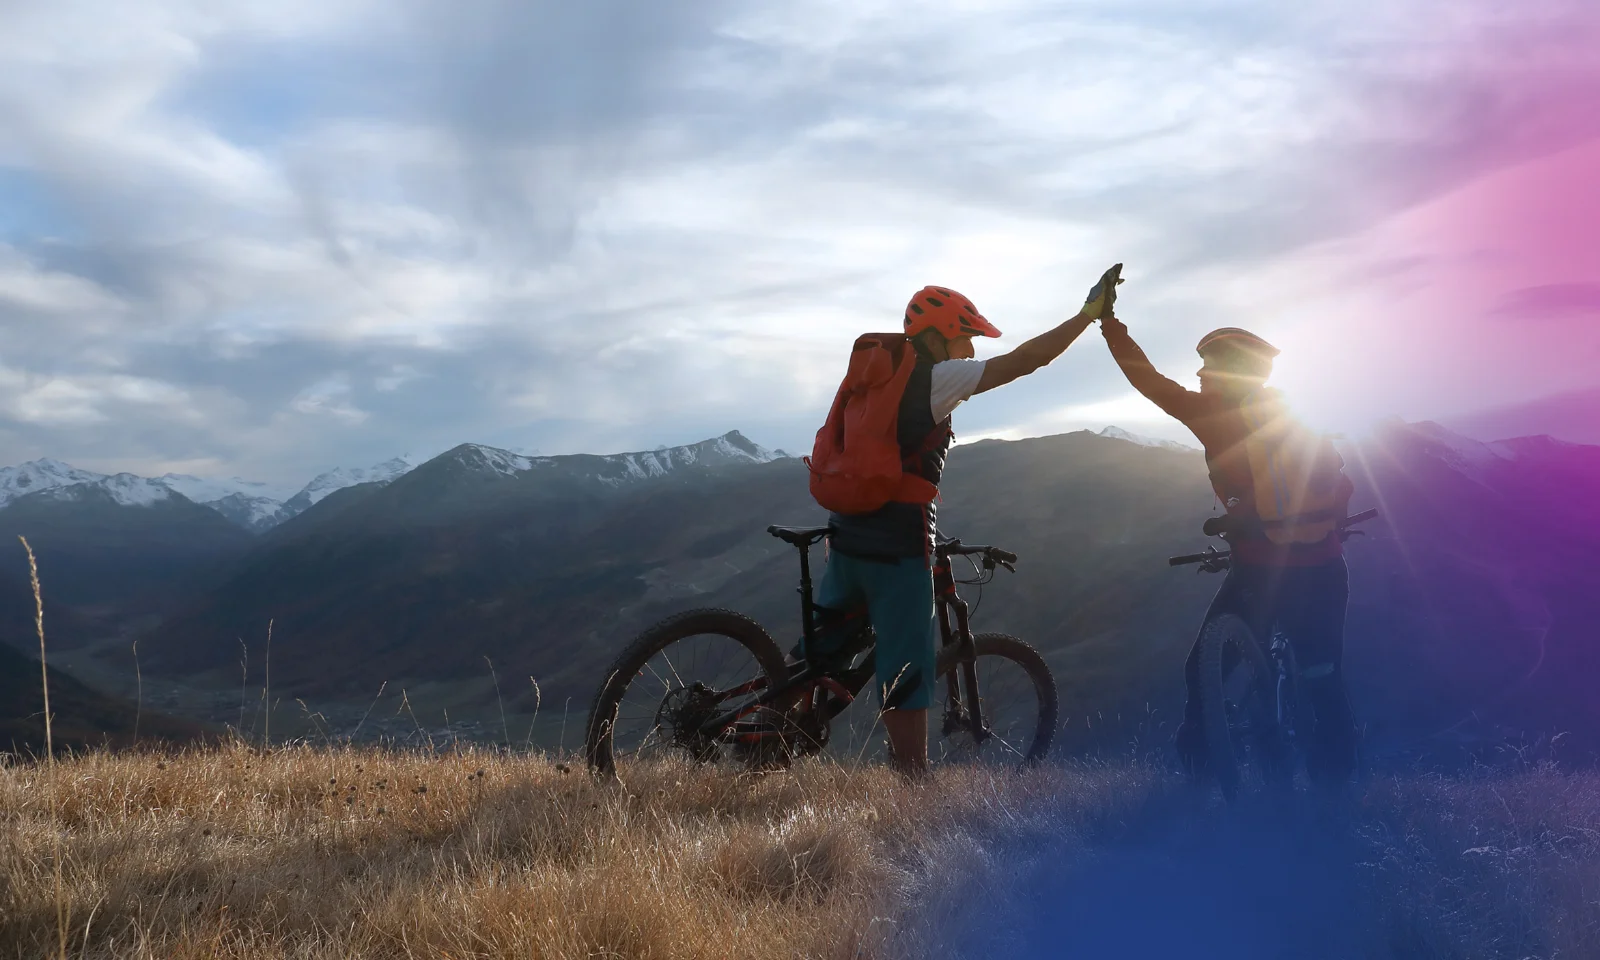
[939,590,988,742]
[1270,633,1297,745]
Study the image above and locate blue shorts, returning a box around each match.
[811,550,936,711]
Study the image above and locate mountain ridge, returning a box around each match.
[137,421,1600,762]
[0,430,787,534]
[5,420,1597,763]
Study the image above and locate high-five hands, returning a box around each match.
[1080,263,1124,321]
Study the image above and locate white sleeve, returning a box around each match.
[927,359,987,422]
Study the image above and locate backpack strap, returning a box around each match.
[900,417,952,475]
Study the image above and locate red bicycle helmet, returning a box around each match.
[904,286,1001,340]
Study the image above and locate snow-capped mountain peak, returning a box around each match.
[0,433,783,528]
[1,460,179,508]
[0,459,109,507]
[26,473,176,508]
[452,445,540,478]
[436,431,786,486]
[709,430,781,463]
[95,474,176,506]
[0,454,425,528]
[590,431,785,485]
[1097,426,1196,452]
[151,473,301,533]
[289,455,422,508]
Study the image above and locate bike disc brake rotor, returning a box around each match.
[935,658,1039,766]
[655,682,724,762]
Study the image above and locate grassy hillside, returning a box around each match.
[122,423,1600,767]
[137,433,1223,741]
[4,745,1597,959]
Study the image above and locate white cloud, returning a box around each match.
[8,378,109,426]
[290,376,368,425]
[0,363,199,427]
[0,0,1594,481]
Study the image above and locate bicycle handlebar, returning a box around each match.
[1168,510,1379,569]
[937,539,1018,571]
[1168,545,1231,569]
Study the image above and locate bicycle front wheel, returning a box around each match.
[933,633,1058,768]
[1194,613,1284,801]
[585,609,790,775]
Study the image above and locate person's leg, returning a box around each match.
[801,550,867,664]
[764,549,871,724]
[1281,558,1356,784]
[881,708,929,777]
[860,556,936,777]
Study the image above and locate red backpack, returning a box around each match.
[805,334,939,515]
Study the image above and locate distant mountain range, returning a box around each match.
[0,429,787,637]
[4,422,1597,766]
[0,431,784,535]
[1446,386,1600,447]
[1094,425,1195,452]
[0,454,420,534]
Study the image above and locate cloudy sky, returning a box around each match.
[2,0,1597,484]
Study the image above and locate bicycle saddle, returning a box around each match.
[767,524,832,547]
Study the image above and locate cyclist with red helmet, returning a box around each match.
[813,266,1124,776]
[1099,314,1360,785]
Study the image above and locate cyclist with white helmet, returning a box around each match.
[1099,317,1360,784]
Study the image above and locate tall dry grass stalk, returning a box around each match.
[131,640,142,744]
[19,535,68,960]
[261,619,273,748]
[524,676,544,751]
[236,637,248,738]
[485,656,509,747]
[351,680,388,742]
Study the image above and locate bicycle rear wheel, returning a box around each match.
[932,633,1057,768]
[585,609,790,775]
[1194,613,1286,800]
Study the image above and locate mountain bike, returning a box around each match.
[586,524,1058,775]
[1168,508,1378,800]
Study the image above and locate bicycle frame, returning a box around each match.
[693,540,989,746]
[1171,513,1381,775]
[934,550,987,743]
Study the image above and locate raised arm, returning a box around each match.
[1099,315,1200,420]
[974,264,1121,395]
[974,311,1094,394]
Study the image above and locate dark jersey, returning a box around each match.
[1102,323,1351,566]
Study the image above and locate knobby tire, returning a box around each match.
[1194,613,1276,801]
[585,609,789,776]
[934,632,1058,767]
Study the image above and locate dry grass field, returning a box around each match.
[4,743,1600,959]
[0,744,1136,959]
